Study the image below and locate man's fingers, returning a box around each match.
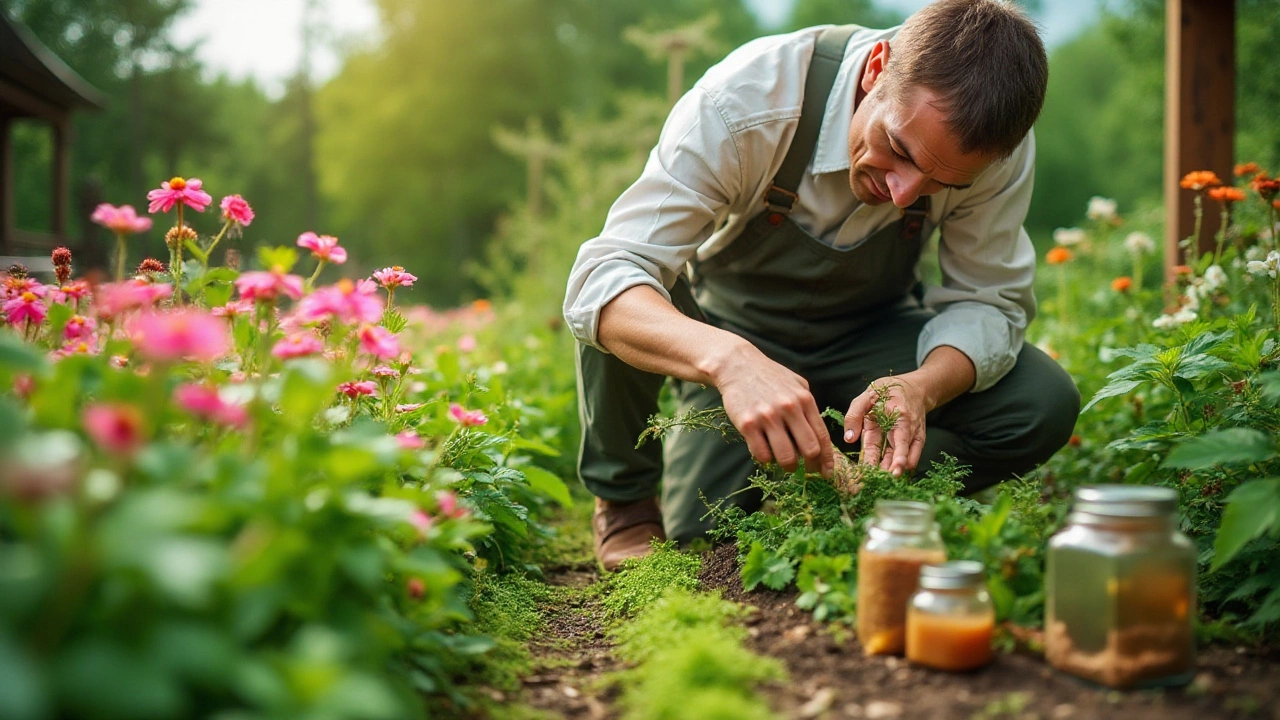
[802,404,835,477]
[843,391,873,444]
[742,428,773,467]
[907,434,926,472]
[764,423,799,472]
[888,423,912,476]
[861,425,883,466]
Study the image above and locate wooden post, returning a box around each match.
[1164,0,1235,279]
[52,118,70,242]
[0,114,12,256]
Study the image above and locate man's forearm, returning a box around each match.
[596,285,749,387]
[900,345,976,412]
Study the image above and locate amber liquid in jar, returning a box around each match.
[905,561,995,672]
[857,501,946,656]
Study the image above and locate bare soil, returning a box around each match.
[699,543,1280,720]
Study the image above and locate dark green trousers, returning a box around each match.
[577,302,1080,545]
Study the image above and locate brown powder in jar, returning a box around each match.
[1045,620,1193,689]
[857,546,947,656]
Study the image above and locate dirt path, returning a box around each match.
[700,544,1280,720]
[515,560,623,720]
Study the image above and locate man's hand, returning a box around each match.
[713,346,834,478]
[842,346,977,477]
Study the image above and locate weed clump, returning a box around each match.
[599,542,701,620]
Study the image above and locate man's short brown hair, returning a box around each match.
[881,0,1048,159]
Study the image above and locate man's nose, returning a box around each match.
[885,170,927,208]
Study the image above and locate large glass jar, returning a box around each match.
[906,561,995,671]
[857,500,946,656]
[1046,485,1196,689]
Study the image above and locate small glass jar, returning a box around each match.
[857,500,947,656]
[906,561,995,671]
[1046,485,1196,689]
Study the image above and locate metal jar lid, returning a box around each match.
[918,561,986,590]
[1073,485,1178,518]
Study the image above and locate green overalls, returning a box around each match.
[576,26,1080,545]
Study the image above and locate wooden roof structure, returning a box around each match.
[0,10,106,267]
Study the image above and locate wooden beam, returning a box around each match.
[0,114,11,255]
[52,119,69,242]
[1164,0,1235,277]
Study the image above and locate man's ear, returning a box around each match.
[860,41,891,94]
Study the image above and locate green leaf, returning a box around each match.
[1213,478,1280,570]
[520,465,573,508]
[183,238,207,263]
[1083,379,1143,412]
[256,246,299,272]
[1259,371,1280,403]
[988,574,1015,621]
[741,542,796,591]
[509,435,561,457]
[0,634,48,720]
[1163,429,1277,469]
[381,308,407,334]
[0,333,42,372]
[969,492,1012,548]
[45,301,73,340]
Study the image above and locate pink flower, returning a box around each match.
[3,276,41,300]
[94,281,173,320]
[90,204,153,235]
[296,232,347,265]
[219,195,254,226]
[83,403,145,455]
[235,270,304,303]
[272,333,324,359]
[63,315,96,341]
[296,279,383,325]
[409,509,433,536]
[13,374,35,399]
[372,365,400,378]
[395,403,424,413]
[435,490,468,518]
[173,383,248,428]
[338,380,378,398]
[146,177,213,213]
[51,339,99,360]
[128,309,230,363]
[60,280,91,302]
[211,299,255,318]
[372,266,417,290]
[395,430,426,450]
[448,402,487,427]
[358,325,401,359]
[456,334,477,353]
[3,291,47,325]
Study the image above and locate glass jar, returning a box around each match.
[906,561,995,671]
[1046,485,1196,689]
[857,500,946,656]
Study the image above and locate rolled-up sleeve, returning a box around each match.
[564,86,741,351]
[918,132,1038,392]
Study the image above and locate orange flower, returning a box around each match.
[1252,176,1280,201]
[1172,265,1193,276]
[1274,200,1280,211]
[1234,162,1262,177]
[1207,186,1246,204]
[1068,435,1082,448]
[1180,170,1222,191]
[1046,247,1072,265]
[1111,276,1132,292]
[471,298,492,313]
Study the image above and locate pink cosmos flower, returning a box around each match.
[235,270,304,303]
[146,177,213,213]
[395,403,424,414]
[220,195,254,226]
[456,334,477,353]
[358,325,401,359]
[395,430,426,450]
[372,365,400,378]
[338,380,378,398]
[60,280,91,302]
[272,333,324,359]
[90,204,153,235]
[435,490,468,519]
[296,279,383,325]
[296,232,347,264]
[211,299,255,318]
[128,309,230,363]
[409,509,433,536]
[51,339,99,360]
[95,281,173,320]
[63,315,96,341]
[3,291,47,325]
[173,383,248,428]
[372,266,417,290]
[83,403,145,455]
[448,402,487,427]
[2,276,41,300]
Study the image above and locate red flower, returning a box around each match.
[1251,176,1280,202]
[83,403,145,455]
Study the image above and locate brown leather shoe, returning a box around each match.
[592,496,666,571]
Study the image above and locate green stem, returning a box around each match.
[306,259,328,291]
[173,205,185,306]
[1213,205,1229,267]
[1057,265,1070,348]
[1132,252,1144,292]
[1188,194,1203,266]
[114,233,127,282]
[205,220,232,269]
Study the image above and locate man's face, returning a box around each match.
[847,52,994,208]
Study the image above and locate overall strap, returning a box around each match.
[764,25,859,216]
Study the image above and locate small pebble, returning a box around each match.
[799,688,836,718]
[843,703,864,717]
[893,668,911,681]
[883,656,901,670]
[1187,672,1217,696]
[562,685,580,699]
[1052,703,1076,718]
[865,700,904,719]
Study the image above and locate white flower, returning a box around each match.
[1086,196,1119,222]
[1204,264,1227,291]
[1247,260,1272,277]
[1246,245,1267,262]
[1183,285,1201,310]
[1124,231,1156,255]
[1053,227,1087,246]
[1153,308,1198,329]
[491,360,509,374]
[1152,313,1177,330]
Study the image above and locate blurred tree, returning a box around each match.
[785,0,903,31]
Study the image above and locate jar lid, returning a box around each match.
[873,500,935,532]
[1073,485,1178,517]
[918,561,986,590]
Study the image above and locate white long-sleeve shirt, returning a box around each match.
[563,25,1038,392]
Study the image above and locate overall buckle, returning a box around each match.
[763,185,799,226]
